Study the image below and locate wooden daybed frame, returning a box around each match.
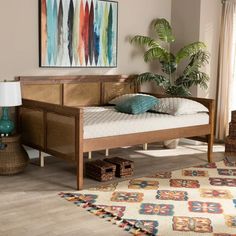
[18,75,215,190]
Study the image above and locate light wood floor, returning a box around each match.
[0,143,225,236]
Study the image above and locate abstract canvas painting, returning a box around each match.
[39,0,118,67]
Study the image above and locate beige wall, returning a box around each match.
[171,0,201,54]
[171,0,201,96]
[171,0,222,99]
[0,0,222,100]
[198,0,222,99]
[0,0,171,81]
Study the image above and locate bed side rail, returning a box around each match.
[18,99,83,162]
[19,98,84,189]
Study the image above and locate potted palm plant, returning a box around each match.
[130,18,210,148]
[130,18,210,96]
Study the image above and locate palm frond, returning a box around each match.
[189,71,209,90]
[188,50,210,68]
[183,51,210,77]
[175,76,191,87]
[136,72,170,88]
[160,53,177,74]
[130,35,160,48]
[144,47,168,62]
[165,85,191,96]
[176,42,207,63]
[153,18,175,43]
[176,71,209,90]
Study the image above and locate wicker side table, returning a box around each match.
[0,134,29,175]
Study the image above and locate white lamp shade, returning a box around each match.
[0,81,22,107]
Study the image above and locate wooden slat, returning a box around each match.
[19,75,136,84]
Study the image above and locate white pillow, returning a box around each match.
[108,93,152,105]
[151,97,208,115]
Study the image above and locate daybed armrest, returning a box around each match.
[146,93,215,121]
[21,99,82,116]
[18,99,83,162]
[146,93,214,112]
[146,93,215,142]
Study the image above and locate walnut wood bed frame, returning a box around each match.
[17,75,215,190]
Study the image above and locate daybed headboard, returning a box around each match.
[19,75,138,106]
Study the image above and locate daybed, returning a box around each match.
[18,75,215,190]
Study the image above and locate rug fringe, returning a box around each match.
[59,192,153,236]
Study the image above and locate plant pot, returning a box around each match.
[163,139,179,149]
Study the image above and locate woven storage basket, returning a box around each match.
[231,111,236,123]
[104,157,134,177]
[229,122,236,137]
[225,136,236,154]
[0,135,29,175]
[85,160,116,181]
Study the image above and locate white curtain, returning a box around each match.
[216,0,236,140]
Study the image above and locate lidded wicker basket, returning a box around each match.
[0,135,29,175]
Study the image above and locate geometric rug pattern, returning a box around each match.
[60,158,236,235]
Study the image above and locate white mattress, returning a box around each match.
[83,106,209,139]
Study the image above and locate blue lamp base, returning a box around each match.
[0,107,14,136]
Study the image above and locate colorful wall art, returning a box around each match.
[39,0,118,67]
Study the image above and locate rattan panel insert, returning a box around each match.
[22,84,61,104]
[64,83,101,106]
[20,108,44,148]
[103,82,135,104]
[47,113,75,160]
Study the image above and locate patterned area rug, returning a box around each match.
[60,158,236,235]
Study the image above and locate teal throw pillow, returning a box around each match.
[115,95,159,114]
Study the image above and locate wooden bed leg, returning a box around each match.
[76,111,84,190]
[105,149,109,157]
[76,153,83,190]
[207,134,214,163]
[88,152,92,160]
[207,99,215,163]
[143,143,148,150]
[39,151,45,167]
[76,150,84,190]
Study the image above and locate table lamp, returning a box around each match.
[0,81,22,136]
